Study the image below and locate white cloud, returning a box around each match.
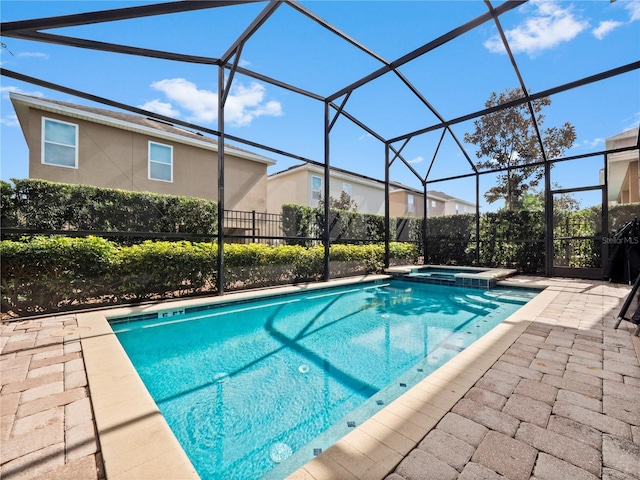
[0,114,19,127]
[625,111,640,130]
[485,0,588,56]
[625,1,640,22]
[358,133,374,141]
[146,78,282,127]
[591,1,640,41]
[0,85,44,99]
[592,20,623,39]
[17,52,49,60]
[225,82,282,126]
[581,137,604,149]
[408,156,424,164]
[150,78,218,123]
[138,99,181,118]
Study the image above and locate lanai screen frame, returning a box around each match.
[1,0,639,294]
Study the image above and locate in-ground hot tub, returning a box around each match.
[387,265,517,288]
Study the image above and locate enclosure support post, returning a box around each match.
[475,173,480,266]
[384,144,390,268]
[216,65,226,295]
[323,101,331,281]
[544,160,553,276]
[422,181,428,265]
[602,153,609,274]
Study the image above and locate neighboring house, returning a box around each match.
[426,190,476,216]
[266,163,475,217]
[10,92,276,212]
[604,127,640,205]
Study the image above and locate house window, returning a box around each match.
[455,203,460,214]
[149,141,173,182]
[342,182,352,200]
[431,200,436,208]
[311,175,322,204]
[408,194,414,213]
[42,117,78,168]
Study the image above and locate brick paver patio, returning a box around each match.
[387,278,640,480]
[1,316,103,479]
[1,277,639,479]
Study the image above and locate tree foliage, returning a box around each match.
[318,191,358,212]
[516,186,581,213]
[464,88,576,211]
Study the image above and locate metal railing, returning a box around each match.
[223,209,284,244]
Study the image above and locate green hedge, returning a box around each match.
[281,204,316,245]
[478,211,545,273]
[2,179,218,235]
[281,204,412,244]
[0,236,117,313]
[597,203,640,232]
[1,237,417,315]
[0,180,17,228]
[425,214,477,266]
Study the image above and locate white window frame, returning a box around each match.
[148,141,173,183]
[431,200,437,208]
[41,117,78,169]
[311,175,322,205]
[407,194,415,213]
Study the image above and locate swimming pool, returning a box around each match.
[111,279,537,479]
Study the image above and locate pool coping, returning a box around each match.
[75,274,556,480]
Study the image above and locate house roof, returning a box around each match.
[605,127,639,145]
[10,92,276,166]
[269,162,422,192]
[269,163,476,206]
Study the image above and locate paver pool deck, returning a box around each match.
[1,275,639,479]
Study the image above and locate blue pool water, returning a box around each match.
[112,280,537,479]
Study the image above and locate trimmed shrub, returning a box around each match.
[1,237,415,315]
[1,236,116,313]
[281,204,316,245]
[115,240,218,300]
[425,214,476,266]
[3,179,218,237]
[0,180,17,228]
[596,203,640,232]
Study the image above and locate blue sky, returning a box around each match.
[1,0,639,211]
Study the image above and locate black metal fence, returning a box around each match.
[223,210,284,244]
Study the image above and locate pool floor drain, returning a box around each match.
[270,443,292,463]
[298,364,310,374]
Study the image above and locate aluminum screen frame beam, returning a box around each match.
[390,60,640,144]
[0,0,260,32]
[326,1,526,103]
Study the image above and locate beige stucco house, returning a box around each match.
[426,190,476,216]
[266,163,475,217]
[605,127,640,205]
[10,92,275,212]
